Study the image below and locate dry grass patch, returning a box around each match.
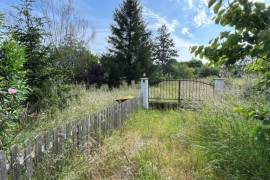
[12,84,139,146]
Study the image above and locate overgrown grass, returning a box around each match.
[68,87,270,179]
[12,84,139,147]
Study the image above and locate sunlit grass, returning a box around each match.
[12,84,140,146]
[70,78,270,179]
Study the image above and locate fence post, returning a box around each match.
[0,150,7,180]
[11,145,20,180]
[24,139,33,179]
[35,135,42,166]
[140,77,149,109]
[214,78,225,94]
[53,128,59,153]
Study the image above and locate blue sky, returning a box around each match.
[0,0,269,61]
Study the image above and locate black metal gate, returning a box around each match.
[148,79,214,104]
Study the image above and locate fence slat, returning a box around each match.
[35,135,42,166]
[44,130,50,152]
[24,139,33,178]
[59,126,66,151]
[81,120,85,145]
[72,125,77,148]
[0,98,140,179]
[0,150,7,180]
[66,123,71,142]
[76,123,81,148]
[85,118,89,141]
[53,128,59,153]
[11,145,20,180]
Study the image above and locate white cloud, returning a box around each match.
[193,9,212,27]
[186,0,194,8]
[143,7,180,33]
[181,27,193,37]
[142,7,195,61]
[172,34,196,61]
[251,0,266,2]
[200,0,209,6]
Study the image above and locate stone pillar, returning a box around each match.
[131,80,136,88]
[214,78,225,94]
[140,77,149,109]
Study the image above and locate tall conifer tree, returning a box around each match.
[153,25,178,75]
[108,0,153,82]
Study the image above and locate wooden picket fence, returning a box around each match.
[0,97,141,180]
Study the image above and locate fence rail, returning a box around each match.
[0,97,141,180]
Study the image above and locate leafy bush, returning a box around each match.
[0,39,29,149]
[171,63,195,79]
[198,66,219,77]
[52,40,100,85]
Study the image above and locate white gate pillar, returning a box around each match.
[140,77,149,109]
[214,78,225,94]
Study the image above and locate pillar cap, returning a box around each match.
[215,78,224,80]
[141,77,149,80]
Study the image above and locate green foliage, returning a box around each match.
[196,111,270,179]
[52,39,100,84]
[171,62,195,79]
[8,0,75,112]
[153,24,178,75]
[198,66,219,78]
[186,58,203,69]
[192,0,270,90]
[100,54,121,88]
[108,0,154,82]
[0,38,29,149]
[9,0,55,106]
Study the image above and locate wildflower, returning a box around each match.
[8,88,17,95]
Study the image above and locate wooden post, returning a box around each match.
[59,126,66,151]
[81,120,85,146]
[88,115,93,140]
[35,135,42,165]
[53,128,59,153]
[11,145,20,180]
[76,123,81,148]
[66,123,71,142]
[0,150,7,180]
[72,125,77,149]
[44,130,50,152]
[24,139,33,178]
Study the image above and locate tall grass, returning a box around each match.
[73,78,270,179]
[12,84,139,147]
[189,89,270,179]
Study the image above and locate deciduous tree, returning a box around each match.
[191,0,270,91]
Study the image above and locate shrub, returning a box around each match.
[171,63,195,79]
[198,66,219,77]
[0,39,29,149]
